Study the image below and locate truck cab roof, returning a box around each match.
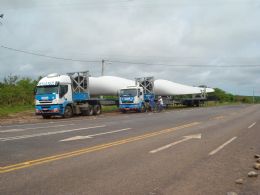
[37,74,71,86]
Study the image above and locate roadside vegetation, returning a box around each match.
[207,88,260,104]
[0,105,34,117]
[0,75,37,117]
[0,75,259,117]
[101,105,118,112]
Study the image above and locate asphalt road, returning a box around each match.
[0,104,260,195]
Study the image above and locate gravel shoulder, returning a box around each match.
[0,111,42,125]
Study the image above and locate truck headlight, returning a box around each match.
[53,108,59,113]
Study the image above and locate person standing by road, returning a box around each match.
[158,96,164,112]
[149,96,155,112]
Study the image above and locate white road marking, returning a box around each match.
[0,124,75,133]
[0,121,55,128]
[248,122,256,129]
[213,115,224,120]
[149,134,202,154]
[0,125,105,141]
[209,137,237,156]
[0,117,97,128]
[60,128,132,142]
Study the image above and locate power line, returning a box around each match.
[107,60,260,68]
[0,45,100,63]
[1,44,260,68]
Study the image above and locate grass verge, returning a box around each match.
[101,105,119,112]
[0,105,34,117]
[206,101,242,107]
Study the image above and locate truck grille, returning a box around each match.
[39,101,52,104]
[122,100,134,103]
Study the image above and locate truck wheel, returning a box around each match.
[138,104,145,113]
[86,106,93,116]
[141,104,146,112]
[93,105,101,115]
[64,106,73,118]
[42,115,51,119]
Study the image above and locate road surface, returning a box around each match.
[0,104,260,195]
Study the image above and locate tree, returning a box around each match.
[3,74,18,85]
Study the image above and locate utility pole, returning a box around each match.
[101,59,112,76]
[101,59,105,76]
[0,14,3,25]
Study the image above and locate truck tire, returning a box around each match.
[42,115,51,119]
[93,105,101,115]
[121,109,127,113]
[140,104,146,112]
[64,106,73,118]
[86,106,93,116]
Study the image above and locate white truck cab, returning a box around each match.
[119,86,145,112]
[119,77,155,113]
[35,73,74,118]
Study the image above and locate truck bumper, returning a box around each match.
[119,103,140,111]
[35,104,64,116]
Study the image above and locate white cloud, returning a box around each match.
[0,0,260,95]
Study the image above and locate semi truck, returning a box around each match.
[35,71,103,118]
[119,77,212,112]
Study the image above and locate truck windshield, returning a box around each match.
[36,86,59,95]
[120,89,137,96]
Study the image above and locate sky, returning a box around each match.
[0,0,260,96]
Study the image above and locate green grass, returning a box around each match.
[0,105,34,117]
[206,101,242,107]
[101,105,119,112]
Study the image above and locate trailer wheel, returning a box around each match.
[93,105,101,115]
[64,106,73,118]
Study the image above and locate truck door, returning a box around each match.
[59,85,72,102]
[138,89,144,101]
